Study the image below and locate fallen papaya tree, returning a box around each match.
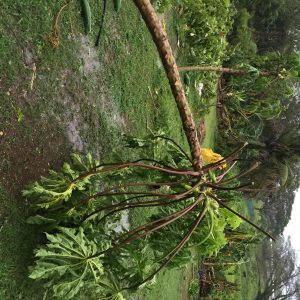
[24,1,274,299]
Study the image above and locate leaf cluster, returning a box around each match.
[24,137,249,299]
[29,227,108,299]
[23,153,100,209]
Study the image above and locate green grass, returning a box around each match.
[208,198,264,300]
[0,187,44,299]
[234,200,265,300]
[0,1,220,300]
[127,267,186,300]
[202,104,217,148]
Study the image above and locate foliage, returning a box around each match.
[220,1,300,144]
[188,278,199,298]
[23,153,100,209]
[252,0,286,32]
[181,0,235,66]
[261,187,296,235]
[255,237,300,300]
[228,8,257,61]
[255,102,300,233]
[235,0,300,52]
[29,227,108,299]
[176,0,236,117]
[221,51,300,141]
[226,74,287,130]
[23,132,261,299]
[153,0,183,13]
[148,198,228,268]
[220,206,243,230]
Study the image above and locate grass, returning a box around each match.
[234,200,265,300]
[132,268,188,300]
[0,1,220,300]
[208,199,264,300]
[202,104,217,148]
[0,187,44,299]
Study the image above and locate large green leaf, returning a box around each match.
[30,227,108,299]
[23,153,100,208]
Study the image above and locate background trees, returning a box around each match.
[256,237,300,300]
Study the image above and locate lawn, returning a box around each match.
[0,1,219,299]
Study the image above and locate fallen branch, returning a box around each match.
[50,0,71,49]
[178,65,269,76]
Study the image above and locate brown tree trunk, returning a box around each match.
[133,0,202,171]
[203,261,242,267]
[178,66,269,76]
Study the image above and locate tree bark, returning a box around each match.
[133,0,202,171]
[203,261,243,267]
[178,65,269,76]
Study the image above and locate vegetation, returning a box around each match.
[23,134,261,299]
[1,0,300,299]
[0,1,197,299]
[255,237,300,300]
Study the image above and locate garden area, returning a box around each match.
[0,0,300,299]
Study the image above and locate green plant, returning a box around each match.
[23,153,100,209]
[29,227,108,299]
[24,135,274,298]
[113,0,122,13]
[229,8,257,60]
[181,0,235,65]
[22,2,278,298]
[188,278,199,297]
[152,0,182,13]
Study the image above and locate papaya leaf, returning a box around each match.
[26,215,57,225]
[23,153,100,209]
[30,227,108,299]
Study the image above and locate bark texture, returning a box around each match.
[133,0,202,171]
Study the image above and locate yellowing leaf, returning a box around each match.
[201,148,226,169]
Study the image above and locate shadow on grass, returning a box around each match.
[0,187,48,299]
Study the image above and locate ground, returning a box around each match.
[0,1,217,299]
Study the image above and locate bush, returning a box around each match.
[182,0,235,65]
[229,8,257,61]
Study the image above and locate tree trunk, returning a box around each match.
[178,65,269,76]
[203,261,243,267]
[133,0,202,171]
[255,287,276,300]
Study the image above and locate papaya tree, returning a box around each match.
[236,95,300,190]
[181,52,300,120]
[23,1,275,299]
